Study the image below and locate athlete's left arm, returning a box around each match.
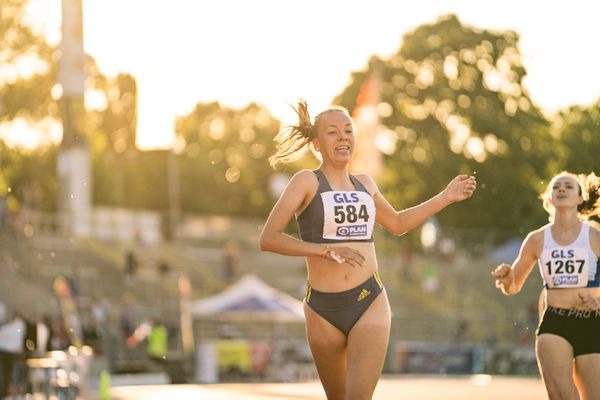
[579,224,600,310]
[356,174,476,236]
[589,222,600,259]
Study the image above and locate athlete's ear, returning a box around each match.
[312,138,320,152]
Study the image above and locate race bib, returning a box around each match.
[540,247,589,288]
[321,191,375,240]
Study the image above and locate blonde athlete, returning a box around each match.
[492,171,600,400]
[260,100,476,400]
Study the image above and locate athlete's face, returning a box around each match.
[550,175,583,209]
[312,110,355,164]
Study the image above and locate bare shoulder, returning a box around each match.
[288,169,318,188]
[353,173,379,196]
[522,225,546,255]
[281,169,319,202]
[525,225,546,244]
[588,220,600,242]
[587,219,600,233]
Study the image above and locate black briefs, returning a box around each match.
[305,272,384,335]
[537,305,600,356]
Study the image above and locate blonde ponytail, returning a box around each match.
[269,99,315,168]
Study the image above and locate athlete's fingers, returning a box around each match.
[344,257,362,268]
[339,247,365,263]
[491,265,507,278]
[345,253,365,267]
[579,294,595,308]
[351,249,366,261]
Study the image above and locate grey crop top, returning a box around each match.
[296,170,376,243]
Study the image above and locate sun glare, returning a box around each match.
[7,0,600,151]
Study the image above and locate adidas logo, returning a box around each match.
[357,289,371,301]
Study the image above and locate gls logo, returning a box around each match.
[551,249,575,258]
[333,193,359,204]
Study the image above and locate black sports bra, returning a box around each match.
[296,170,375,243]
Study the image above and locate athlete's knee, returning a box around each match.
[543,379,578,400]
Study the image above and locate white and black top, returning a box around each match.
[538,222,600,289]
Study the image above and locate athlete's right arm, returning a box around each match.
[259,171,365,267]
[260,170,320,256]
[491,230,542,295]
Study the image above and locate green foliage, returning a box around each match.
[554,101,600,176]
[0,0,58,122]
[2,6,599,244]
[1,0,142,211]
[334,14,557,241]
[0,141,58,211]
[175,102,280,216]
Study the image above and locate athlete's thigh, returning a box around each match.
[303,302,347,400]
[574,354,600,400]
[345,291,391,399]
[536,334,579,397]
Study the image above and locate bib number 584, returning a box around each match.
[333,204,369,224]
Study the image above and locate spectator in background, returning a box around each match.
[120,293,135,338]
[223,241,239,284]
[421,262,440,293]
[90,297,109,353]
[36,315,52,355]
[125,232,141,277]
[0,195,8,232]
[397,241,414,284]
[147,321,168,368]
[157,259,171,277]
[0,311,25,398]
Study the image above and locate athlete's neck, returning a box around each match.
[552,211,582,233]
[319,164,352,190]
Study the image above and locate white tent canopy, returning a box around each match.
[190,274,304,322]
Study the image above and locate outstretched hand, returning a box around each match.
[491,263,515,294]
[444,175,477,203]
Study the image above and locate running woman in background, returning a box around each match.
[492,171,600,400]
[260,100,476,399]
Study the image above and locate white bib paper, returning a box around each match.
[321,191,375,241]
[540,246,589,288]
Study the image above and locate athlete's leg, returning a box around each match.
[304,302,348,400]
[345,291,391,400]
[573,354,600,400]
[536,334,579,400]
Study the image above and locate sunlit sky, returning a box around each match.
[23,0,600,149]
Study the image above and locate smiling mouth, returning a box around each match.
[336,146,350,151]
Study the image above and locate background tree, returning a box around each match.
[334,15,558,244]
[554,100,600,175]
[1,0,61,212]
[175,102,280,216]
[0,0,149,212]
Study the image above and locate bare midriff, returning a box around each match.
[547,287,600,310]
[305,241,378,292]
